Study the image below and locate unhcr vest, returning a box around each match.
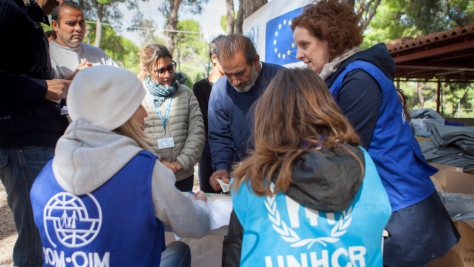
[31,151,165,267]
[329,60,437,212]
[232,149,391,267]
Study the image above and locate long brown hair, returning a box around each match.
[232,68,362,196]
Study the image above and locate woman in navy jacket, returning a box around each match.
[291,1,459,266]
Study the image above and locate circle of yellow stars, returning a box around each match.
[273,19,295,60]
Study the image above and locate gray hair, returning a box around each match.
[215,34,258,65]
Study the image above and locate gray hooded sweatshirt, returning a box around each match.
[52,119,211,238]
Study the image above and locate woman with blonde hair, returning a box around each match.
[138,43,204,191]
[31,66,210,266]
[223,68,391,267]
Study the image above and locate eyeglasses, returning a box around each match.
[154,61,176,76]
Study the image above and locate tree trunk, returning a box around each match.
[164,0,181,55]
[236,0,266,34]
[360,0,381,32]
[417,82,425,108]
[94,4,103,47]
[225,0,234,34]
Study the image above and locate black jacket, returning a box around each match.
[222,144,364,266]
[0,0,68,148]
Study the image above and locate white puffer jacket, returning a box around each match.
[143,84,204,181]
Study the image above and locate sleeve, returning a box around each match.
[192,81,208,123]
[151,160,211,238]
[222,210,243,267]
[0,71,48,102]
[207,82,235,172]
[0,2,48,102]
[337,70,382,149]
[175,88,205,170]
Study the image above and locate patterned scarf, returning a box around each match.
[144,72,188,107]
[319,46,361,80]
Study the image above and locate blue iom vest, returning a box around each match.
[31,151,165,267]
[232,149,392,267]
[329,60,437,212]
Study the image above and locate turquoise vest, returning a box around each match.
[232,149,391,267]
[31,151,165,266]
[329,60,437,211]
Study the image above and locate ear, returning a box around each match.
[211,54,218,64]
[52,20,59,31]
[254,54,260,64]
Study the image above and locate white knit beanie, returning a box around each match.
[68,65,146,130]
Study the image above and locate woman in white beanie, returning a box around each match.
[30,65,210,266]
[138,43,204,191]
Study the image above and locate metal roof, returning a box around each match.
[386,24,474,82]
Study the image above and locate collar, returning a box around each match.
[28,0,50,25]
[319,47,361,80]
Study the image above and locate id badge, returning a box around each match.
[157,137,175,149]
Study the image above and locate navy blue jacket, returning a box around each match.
[31,151,165,266]
[0,0,68,148]
[325,44,389,149]
[208,62,283,172]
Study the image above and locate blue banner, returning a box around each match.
[265,7,305,65]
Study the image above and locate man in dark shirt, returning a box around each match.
[0,0,70,265]
[207,34,283,192]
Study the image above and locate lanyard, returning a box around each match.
[149,94,173,131]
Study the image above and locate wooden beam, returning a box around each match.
[392,40,474,63]
[396,63,474,71]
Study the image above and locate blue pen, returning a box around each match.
[188,190,194,195]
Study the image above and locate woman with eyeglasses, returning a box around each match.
[138,43,204,191]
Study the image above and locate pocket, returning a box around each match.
[0,154,14,193]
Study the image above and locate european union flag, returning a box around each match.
[265,7,305,65]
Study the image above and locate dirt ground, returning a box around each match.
[0,183,15,267]
[0,166,200,266]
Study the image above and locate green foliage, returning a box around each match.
[220,11,237,33]
[42,24,53,32]
[220,15,226,32]
[363,0,474,118]
[158,0,209,17]
[128,13,165,45]
[173,19,209,86]
[363,0,474,47]
[440,83,474,118]
[362,1,422,48]
[398,81,473,118]
[87,23,140,72]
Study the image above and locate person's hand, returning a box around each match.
[209,169,230,191]
[65,59,93,80]
[169,161,183,173]
[45,79,71,101]
[161,161,174,172]
[188,190,208,203]
[76,58,93,71]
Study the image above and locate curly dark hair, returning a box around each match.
[291,0,363,59]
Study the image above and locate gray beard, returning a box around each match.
[231,65,259,93]
[232,84,252,92]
